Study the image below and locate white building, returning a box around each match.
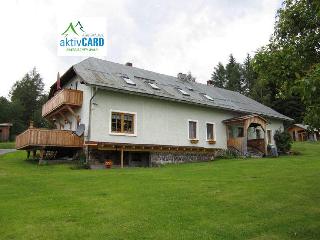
[16,58,292,167]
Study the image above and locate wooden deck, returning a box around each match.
[42,89,83,118]
[15,128,84,150]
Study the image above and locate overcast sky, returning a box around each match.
[0,0,281,98]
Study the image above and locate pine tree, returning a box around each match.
[225,54,242,92]
[241,54,257,96]
[211,62,227,88]
[10,67,48,133]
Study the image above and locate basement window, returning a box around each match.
[122,75,136,85]
[111,112,135,134]
[204,94,214,101]
[178,88,190,96]
[148,82,160,90]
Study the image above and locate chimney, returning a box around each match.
[207,80,214,85]
[125,62,133,67]
[177,73,187,81]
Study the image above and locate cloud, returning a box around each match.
[123,0,280,82]
[0,0,280,98]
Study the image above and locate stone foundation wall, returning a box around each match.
[150,152,215,166]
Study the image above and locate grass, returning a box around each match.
[0,142,319,240]
[0,141,15,149]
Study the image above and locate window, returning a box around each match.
[148,82,160,90]
[122,75,136,85]
[227,125,244,138]
[206,123,215,140]
[237,127,244,137]
[178,88,190,96]
[204,94,214,101]
[188,121,197,139]
[111,112,135,134]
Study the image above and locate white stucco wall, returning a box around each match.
[265,118,284,145]
[89,90,239,149]
[53,80,285,149]
[53,76,91,135]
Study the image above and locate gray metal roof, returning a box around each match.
[294,124,309,130]
[71,57,292,121]
[0,123,13,127]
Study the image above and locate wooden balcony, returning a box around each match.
[42,89,83,118]
[16,128,84,150]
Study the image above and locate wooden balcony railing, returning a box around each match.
[15,128,84,150]
[42,89,83,117]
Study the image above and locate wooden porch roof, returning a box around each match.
[222,114,268,125]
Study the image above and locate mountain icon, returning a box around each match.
[61,21,85,36]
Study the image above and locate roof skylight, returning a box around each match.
[187,86,194,91]
[122,75,136,85]
[204,94,214,101]
[178,88,190,96]
[148,82,160,90]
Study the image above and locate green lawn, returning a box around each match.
[0,142,319,240]
[0,141,15,149]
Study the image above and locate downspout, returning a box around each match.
[87,86,99,142]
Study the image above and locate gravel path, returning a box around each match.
[0,149,17,155]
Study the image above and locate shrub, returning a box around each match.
[215,148,241,159]
[274,130,293,153]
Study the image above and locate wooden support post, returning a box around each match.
[32,150,37,159]
[264,128,268,156]
[120,147,124,168]
[39,149,46,165]
[40,150,45,159]
[58,120,64,129]
[59,112,70,124]
[67,106,80,124]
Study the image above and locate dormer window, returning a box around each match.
[122,75,136,85]
[178,88,190,96]
[148,82,160,90]
[204,94,214,101]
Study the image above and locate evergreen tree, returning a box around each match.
[225,54,242,92]
[0,97,11,123]
[211,62,227,88]
[241,54,257,96]
[10,67,47,133]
